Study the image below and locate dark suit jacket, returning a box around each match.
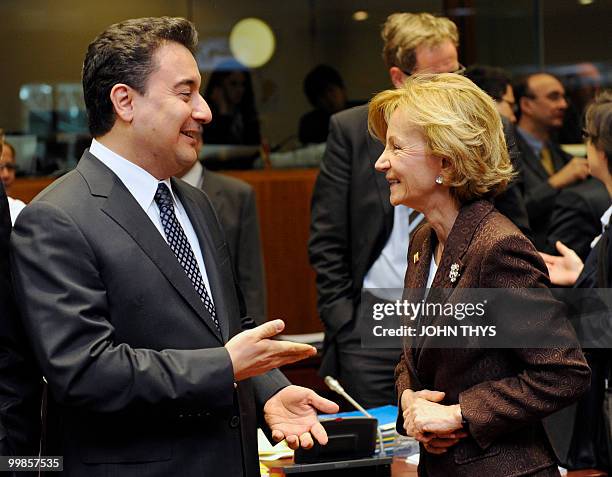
[545,178,609,261]
[308,104,532,376]
[201,170,266,325]
[10,152,289,477]
[515,132,573,250]
[395,200,590,477]
[0,183,42,461]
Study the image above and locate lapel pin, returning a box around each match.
[449,263,461,283]
[413,252,420,264]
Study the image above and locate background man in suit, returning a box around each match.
[10,17,337,476]
[514,73,607,250]
[309,12,530,408]
[179,133,267,324]
[0,132,43,468]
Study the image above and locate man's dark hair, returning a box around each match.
[82,16,198,137]
[464,65,511,102]
[303,65,345,107]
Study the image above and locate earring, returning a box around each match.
[435,175,443,185]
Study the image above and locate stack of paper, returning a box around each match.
[257,428,294,461]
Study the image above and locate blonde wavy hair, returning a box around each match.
[381,13,459,73]
[368,74,514,204]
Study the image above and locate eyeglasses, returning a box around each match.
[0,163,16,171]
[582,128,597,143]
[400,63,466,77]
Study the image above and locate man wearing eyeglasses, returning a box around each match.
[309,12,531,410]
[515,73,608,254]
[0,143,26,224]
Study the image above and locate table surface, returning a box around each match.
[263,456,607,477]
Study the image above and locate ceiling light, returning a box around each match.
[229,18,276,68]
[352,11,369,21]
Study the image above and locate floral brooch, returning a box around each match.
[449,263,461,283]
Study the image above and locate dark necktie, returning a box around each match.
[154,183,220,331]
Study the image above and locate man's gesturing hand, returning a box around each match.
[264,385,339,450]
[226,319,317,381]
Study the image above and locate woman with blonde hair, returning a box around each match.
[368,74,590,476]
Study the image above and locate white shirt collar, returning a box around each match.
[180,160,204,188]
[89,138,176,212]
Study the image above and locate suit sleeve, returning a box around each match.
[236,186,267,325]
[308,114,355,336]
[546,189,596,261]
[458,235,591,449]
[10,201,237,415]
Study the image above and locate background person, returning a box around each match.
[465,64,517,123]
[0,142,26,224]
[202,63,261,146]
[298,64,354,145]
[514,73,608,252]
[541,90,612,471]
[178,132,267,324]
[369,74,589,476]
[0,132,43,472]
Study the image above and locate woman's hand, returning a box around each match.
[540,241,584,286]
[401,389,467,453]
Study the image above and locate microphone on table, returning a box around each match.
[324,376,386,456]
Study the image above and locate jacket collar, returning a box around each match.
[76,152,225,342]
[407,200,494,289]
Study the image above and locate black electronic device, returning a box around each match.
[293,416,378,464]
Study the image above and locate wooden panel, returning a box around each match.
[224,168,322,335]
[10,177,55,203]
[11,168,323,335]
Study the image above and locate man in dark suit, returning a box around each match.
[10,17,337,476]
[179,146,266,324]
[546,177,609,261]
[309,12,531,408]
[0,135,43,465]
[514,73,607,250]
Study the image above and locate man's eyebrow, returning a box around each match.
[173,78,199,89]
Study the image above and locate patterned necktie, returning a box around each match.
[154,183,220,332]
[540,146,555,176]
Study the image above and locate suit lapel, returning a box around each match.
[78,153,224,343]
[173,178,231,342]
[411,201,493,371]
[431,200,493,289]
[516,134,550,181]
[201,172,225,218]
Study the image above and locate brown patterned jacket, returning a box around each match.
[395,200,590,477]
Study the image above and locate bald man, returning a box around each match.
[515,72,607,251]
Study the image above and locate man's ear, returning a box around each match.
[519,96,532,117]
[109,83,136,123]
[389,67,408,89]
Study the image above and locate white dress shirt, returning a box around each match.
[89,139,214,303]
[7,196,26,225]
[590,203,612,249]
[363,205,424,300]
